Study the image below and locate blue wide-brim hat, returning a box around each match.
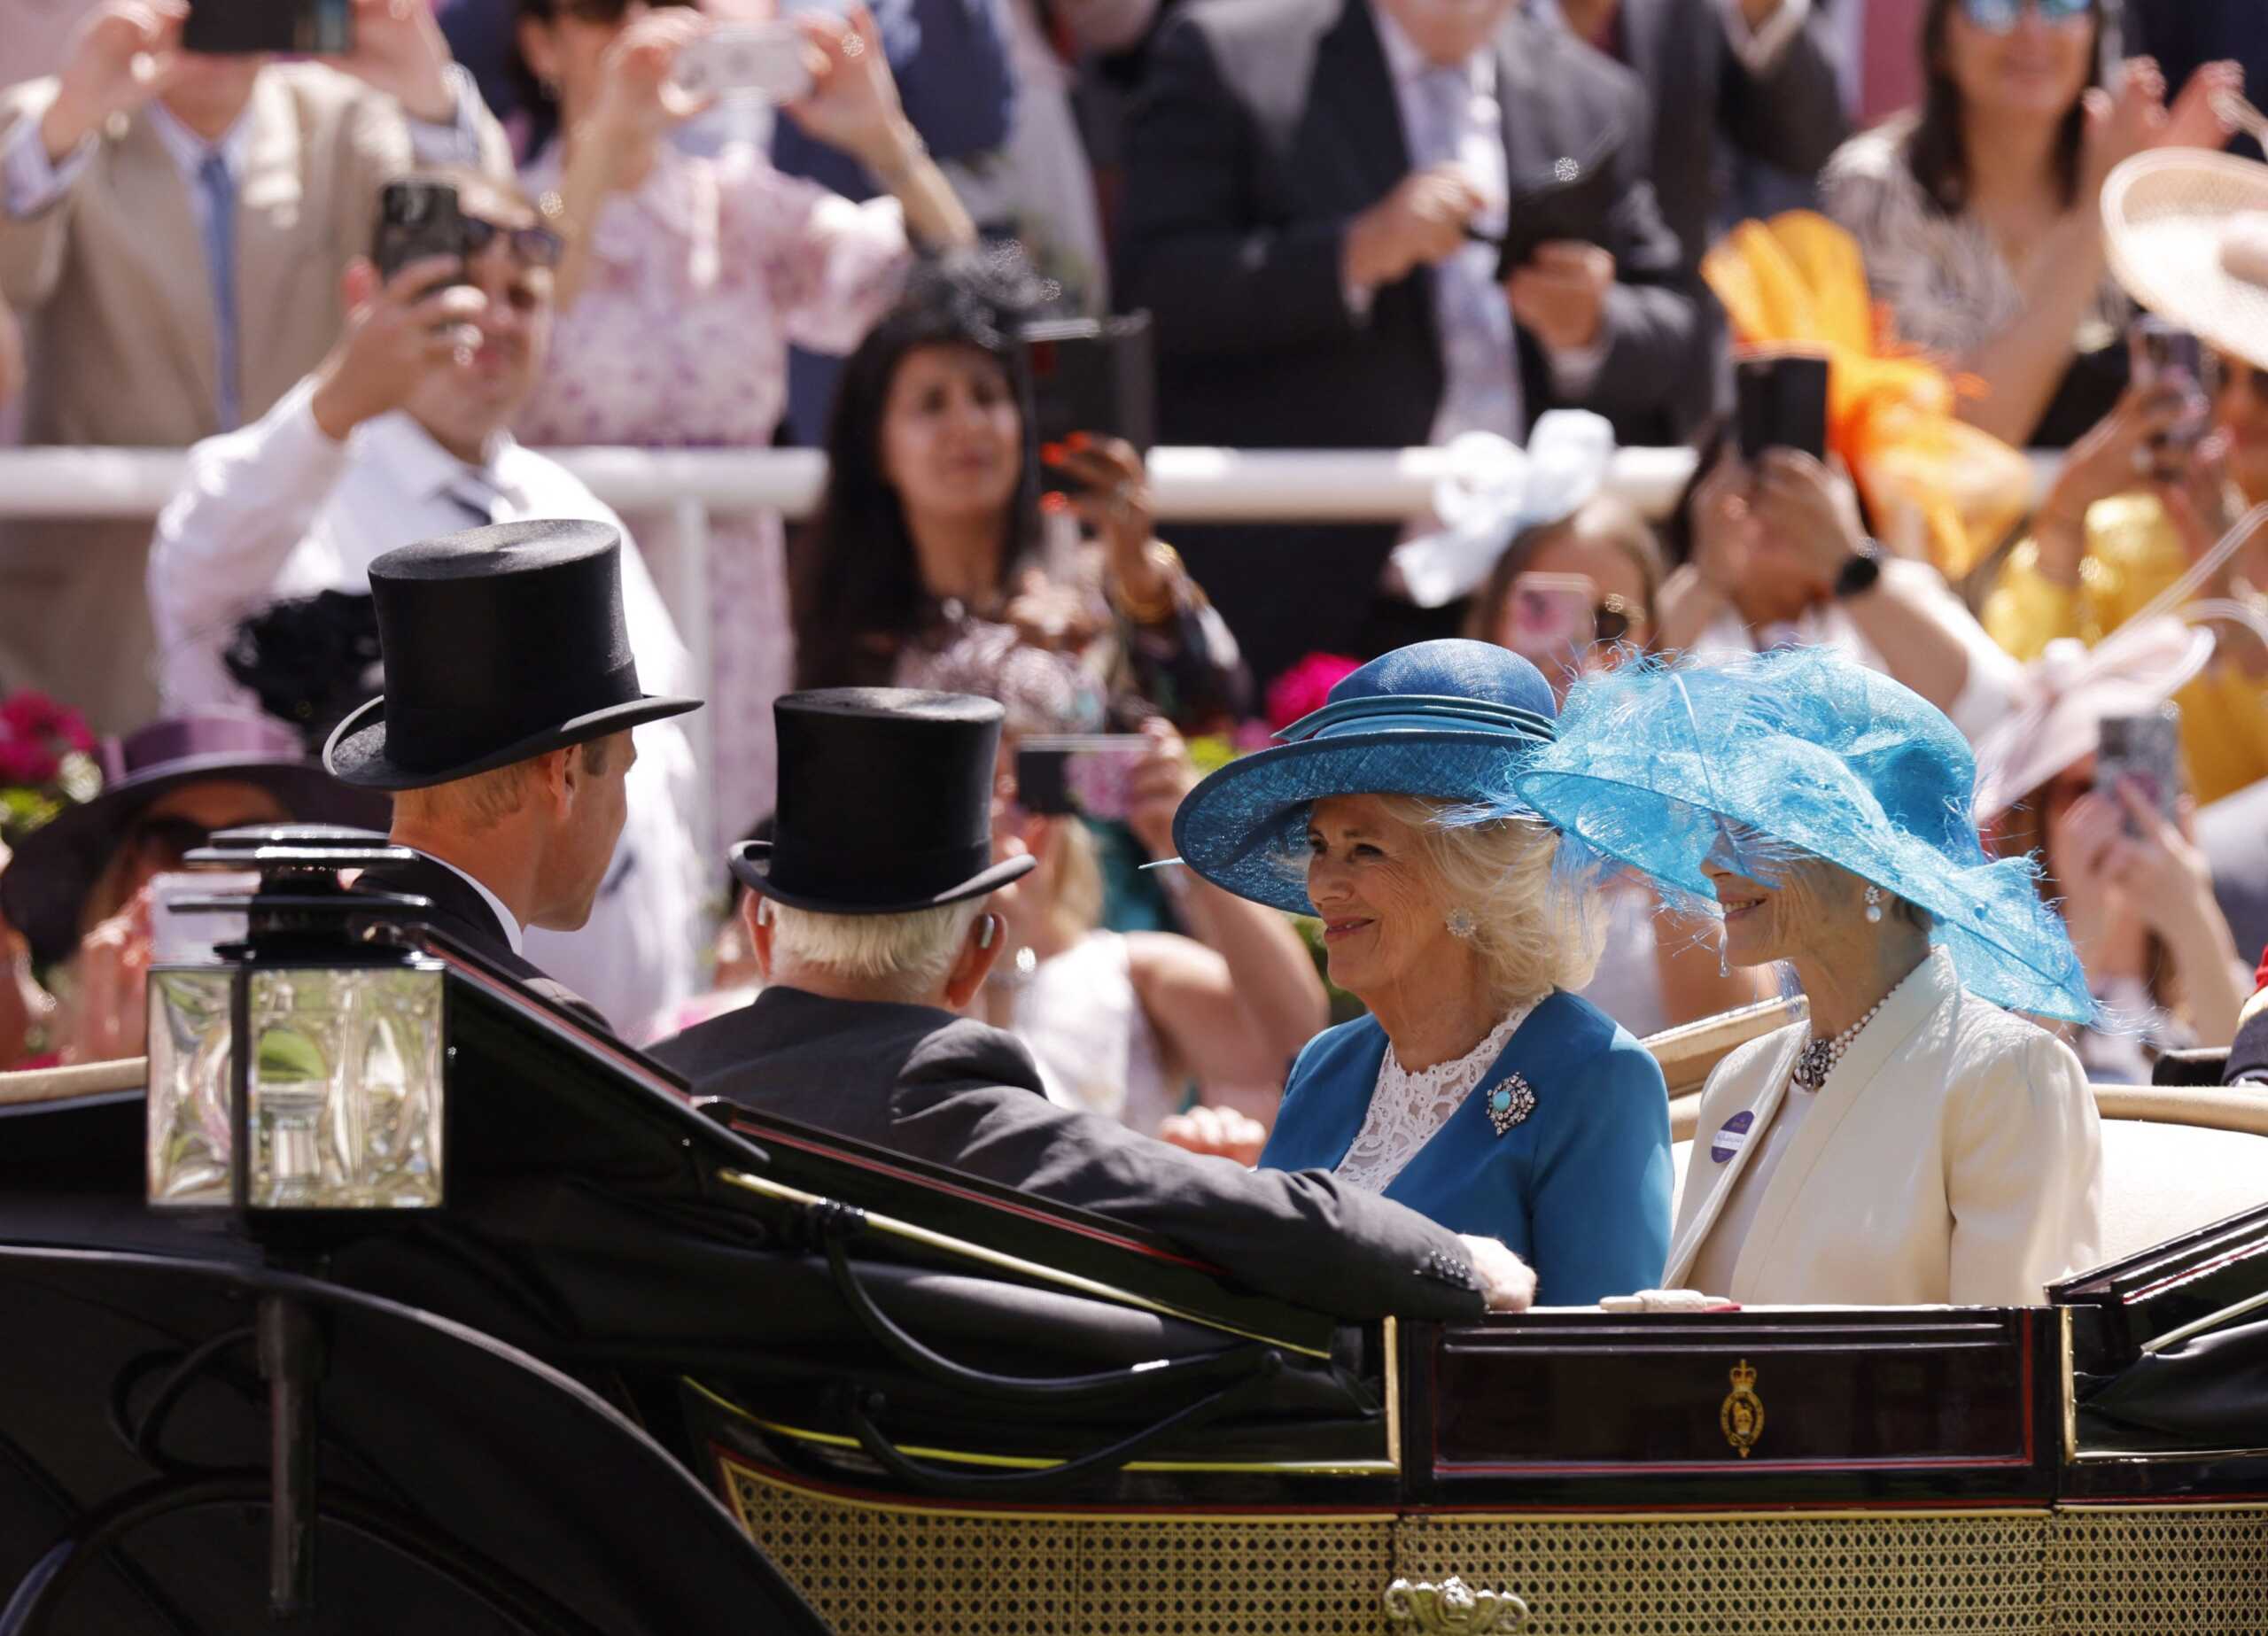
[1504,647,2094,1024]
[1172,640,1558,915]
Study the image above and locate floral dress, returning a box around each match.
[517,141,912,845]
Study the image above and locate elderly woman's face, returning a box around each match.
[1306,794,1464,999]
[1702,848,1871,970]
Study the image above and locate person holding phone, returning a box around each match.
[1818,0,2240,450]
[511,0,976,843]
[792,258,1247,744]
[1653,420,2023,744]
[1114,0,1698,689]
[1983,367,2268,808]
[1972,623,2251,1076]
[0,0,510,733]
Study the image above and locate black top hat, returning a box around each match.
[3,712,387,966]
[322,520,701,791]
[731,688,1035,915]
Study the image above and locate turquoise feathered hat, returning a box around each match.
[1504,647,2095,1023]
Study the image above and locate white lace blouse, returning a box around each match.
[1335,999,1539,1194]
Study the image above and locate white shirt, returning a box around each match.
[147,375,706,1030]
[1690,559,2022,745]
[2,63,489,221]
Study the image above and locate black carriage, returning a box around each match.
[3,829,2265,1632]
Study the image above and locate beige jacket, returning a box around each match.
[1669,948,2103,1307]
[0,64,508,728]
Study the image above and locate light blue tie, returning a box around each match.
[197,151,240,431]
[1414,65,1518,439]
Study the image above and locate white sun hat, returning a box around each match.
[2102,144,2268,374]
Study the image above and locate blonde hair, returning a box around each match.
[764,897,986,1004]
[1377,795,1607,1008]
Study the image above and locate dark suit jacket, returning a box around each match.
[1615,0,1846,273]
[1115,0,1699,683]
[354,854,611,1035]
[1614,0,1847,430]
[650,986,1489,1322]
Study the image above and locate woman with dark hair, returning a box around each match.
[1820,0,2238,448]
[793,262,1247,731]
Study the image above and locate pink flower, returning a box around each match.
[0,690,92,759]
[1265,653,1363,733]
[0,738,58,787]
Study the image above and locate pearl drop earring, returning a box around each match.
[1864,885,1885,925]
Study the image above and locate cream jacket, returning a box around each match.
[1669,948,2103,1306]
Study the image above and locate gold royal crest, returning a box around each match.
[1720,1359,1765,1458]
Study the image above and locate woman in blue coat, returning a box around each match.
[1171,641,1672,1305]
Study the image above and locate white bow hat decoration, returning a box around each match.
[1969,616,2216,825]
[1389,412,1618,609]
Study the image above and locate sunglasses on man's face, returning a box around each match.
[460,216,563,270]
[1956,0,2093,35]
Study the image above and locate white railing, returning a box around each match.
[0,443,1706,522]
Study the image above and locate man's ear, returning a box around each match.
[539,745,582,815]
[941,911,1004,1011]
[743,895,776,981]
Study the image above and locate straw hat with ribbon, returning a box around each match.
[1970,616,2216,824]
[2102,134,2268,376]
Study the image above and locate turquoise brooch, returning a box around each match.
[1486,1074,1536,1136]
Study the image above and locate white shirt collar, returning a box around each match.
[360,409,520,508]
[1373,4,1494,93]
[411,847,526,954]
[145,97,254,183]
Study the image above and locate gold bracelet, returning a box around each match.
[1109,541,1187,625]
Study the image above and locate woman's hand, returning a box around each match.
[781,4,912,171]
[1457,1234,1539,1313]
[1748,450,1868,584]
[2159,59,2245,154]
[1689,449,1756,599]
[57,888,155,1067]
[2079,58,2170,205]
[2099,782,2221,942]
[1047,433,1169,601]
[337,0,462,126]
[1124,718,1200,861]
[2033,388,2194,583]
[2047,787,2131,965]
[1156,1104,1268,1167]
[586,8,711,154]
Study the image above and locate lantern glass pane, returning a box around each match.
[146,966,238,1208]
[245,965,446,1210]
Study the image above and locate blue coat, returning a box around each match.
[1258,992,1674,1306]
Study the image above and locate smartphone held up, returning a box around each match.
[672,22,816,104]
[2096,706,2182,838]
[1014,737,1151,825]
[1734,351,1830,466]
[183,0,353,55]
[1023,314,1155,494]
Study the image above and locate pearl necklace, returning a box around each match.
[1790,999,1884,1092]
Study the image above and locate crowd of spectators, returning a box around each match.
[3,0,2267,1127]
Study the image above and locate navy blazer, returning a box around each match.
[1258,991,1673,1306]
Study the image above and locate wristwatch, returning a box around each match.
[1833,540,1884,600]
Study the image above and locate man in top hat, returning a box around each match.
[324,519,700,1031]
[650,686,1536,1322]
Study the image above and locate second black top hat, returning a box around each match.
[732,687,1036,915]
[323,519,701,791]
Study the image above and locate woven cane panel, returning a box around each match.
[2054,1510,2268,1633]
[724,1461,1394,1635]
[1394,1514,2057,1635]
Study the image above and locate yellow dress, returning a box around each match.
[1982,493,2268,807]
